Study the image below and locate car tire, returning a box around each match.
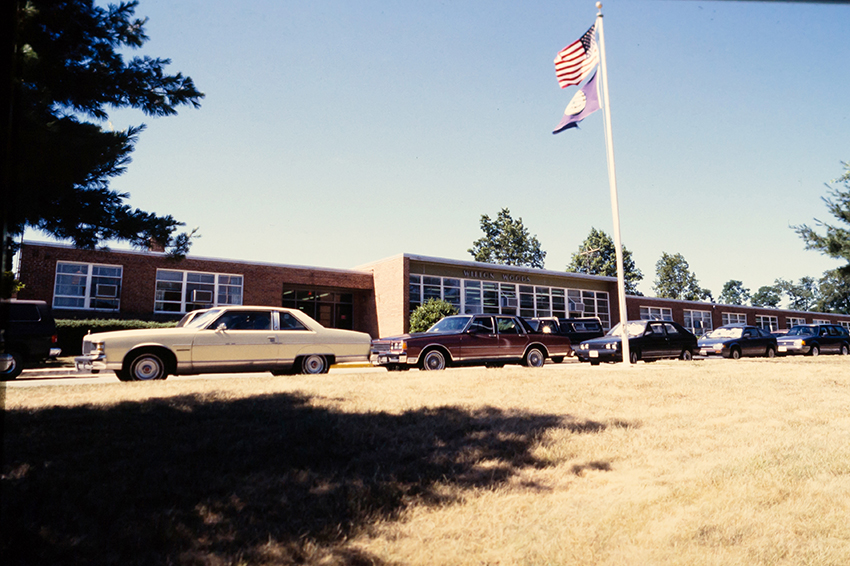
[810,345,820,357]
[629,350,639,364]
[680,349,693,361]
[301,355,329,374]
[840,344,849,356]
[766,346,776,358]
[0,350,24,381]
[730,347,742,360]
[551,356,565,364]
[524,347,545,368]
[127,352,168,381]
[421,349,448,371]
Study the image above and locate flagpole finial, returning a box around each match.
[596,2,602,12]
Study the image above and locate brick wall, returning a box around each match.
[18,243,380,336]
[357,254,409,337]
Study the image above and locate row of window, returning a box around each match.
[53,261,244,313]
[409,275,611,329]
[640,306,850,334]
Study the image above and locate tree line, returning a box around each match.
[469,163,850,315]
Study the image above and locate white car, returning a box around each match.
[75,306,371,381]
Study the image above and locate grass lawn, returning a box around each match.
[2,357,850,565]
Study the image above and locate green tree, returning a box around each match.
[794,161,850,276]
[566,227,644,295]
[718,280,750,306]
[775,277,818,312]
[751,284,782,308]
[468,208,546,268]
[815,269,850,314]
[652,252,712,301]
[409,299,458,333]
[4,0,203,261]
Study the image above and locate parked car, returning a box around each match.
[575,320,697,365]
[775,324,850,356]
[697,324,777,359]
[0,299,61,380]
[528,317,605,355]
[370,314,573,371]
[74,306,371,381]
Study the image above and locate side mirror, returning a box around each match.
[216,322,227,331]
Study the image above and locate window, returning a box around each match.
[786,317,806,327]
[155,269,243,313]
[640,306,673,321]
[840,321,850,331]
[684,310,712,336]
[409,274,610,328]
[812,319,830,325]
[722,312,747,326]
[281,289,354,329]
[756,315,778,331]
[54,262,123,310]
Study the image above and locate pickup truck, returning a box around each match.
[370,314,573,371]
[527,317,605,355]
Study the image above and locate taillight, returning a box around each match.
[51,334,59,344]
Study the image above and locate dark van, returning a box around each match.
[0,299,61,380]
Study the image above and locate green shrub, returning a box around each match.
[56,319,178,356]
[409,299,458,334]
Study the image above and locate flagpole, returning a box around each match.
[595,2,632,366]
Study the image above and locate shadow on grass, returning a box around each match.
[1,392,620,565]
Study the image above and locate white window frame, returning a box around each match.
[640,306,673,321]
[154,269,243,313]
[839,321,850,331]
[684,309,712,336]
[786,317,806,328]
[756,315,779,331]
[53,261,123,311]
[722,312,747,326]
[812,319,830,325]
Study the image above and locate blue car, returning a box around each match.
[698,324,777,359]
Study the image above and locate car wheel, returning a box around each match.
[629,350,639,364]
[421,349,448,371]
[680,349,693,361]
[0,351,24,381]
[551,356,565,364]
[766,346,776,358]
[128,352,168,381]
[301,355,329,374]
[810,345,820,357]
[524,347,546,368]
[730,347,742,360]
[840,344,849,356]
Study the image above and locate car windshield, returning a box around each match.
[706,327,743,339]
[427,316,472,333]
[606,321,648,338]
[186,308,223,329]
[786,326,816,337]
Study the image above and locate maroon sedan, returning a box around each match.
[370,314,572,371]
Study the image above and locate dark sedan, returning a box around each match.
[575,320,697,365]
[698,324,777,359]
[776,324,850,356]
[369,314,572,371]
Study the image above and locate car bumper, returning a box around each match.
[576,350,621,363]
[74,353,109,372]
[370,353,409,366]
[777,344,809,355]
[699,348,727,358]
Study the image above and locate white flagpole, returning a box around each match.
[595,2,632,366]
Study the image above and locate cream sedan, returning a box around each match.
[75,306,371,381]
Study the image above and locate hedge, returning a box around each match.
[56,319,177,356]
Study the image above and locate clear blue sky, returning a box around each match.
[27,0,850,299]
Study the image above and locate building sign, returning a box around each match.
[462,270,532,283]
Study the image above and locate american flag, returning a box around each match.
[554,24,598,89]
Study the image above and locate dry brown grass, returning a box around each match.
[2,357,850,565]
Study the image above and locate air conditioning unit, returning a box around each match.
[501,296,518,308]
[95,284,118,298]
[569,300,585,312]
[192,289,214,303]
